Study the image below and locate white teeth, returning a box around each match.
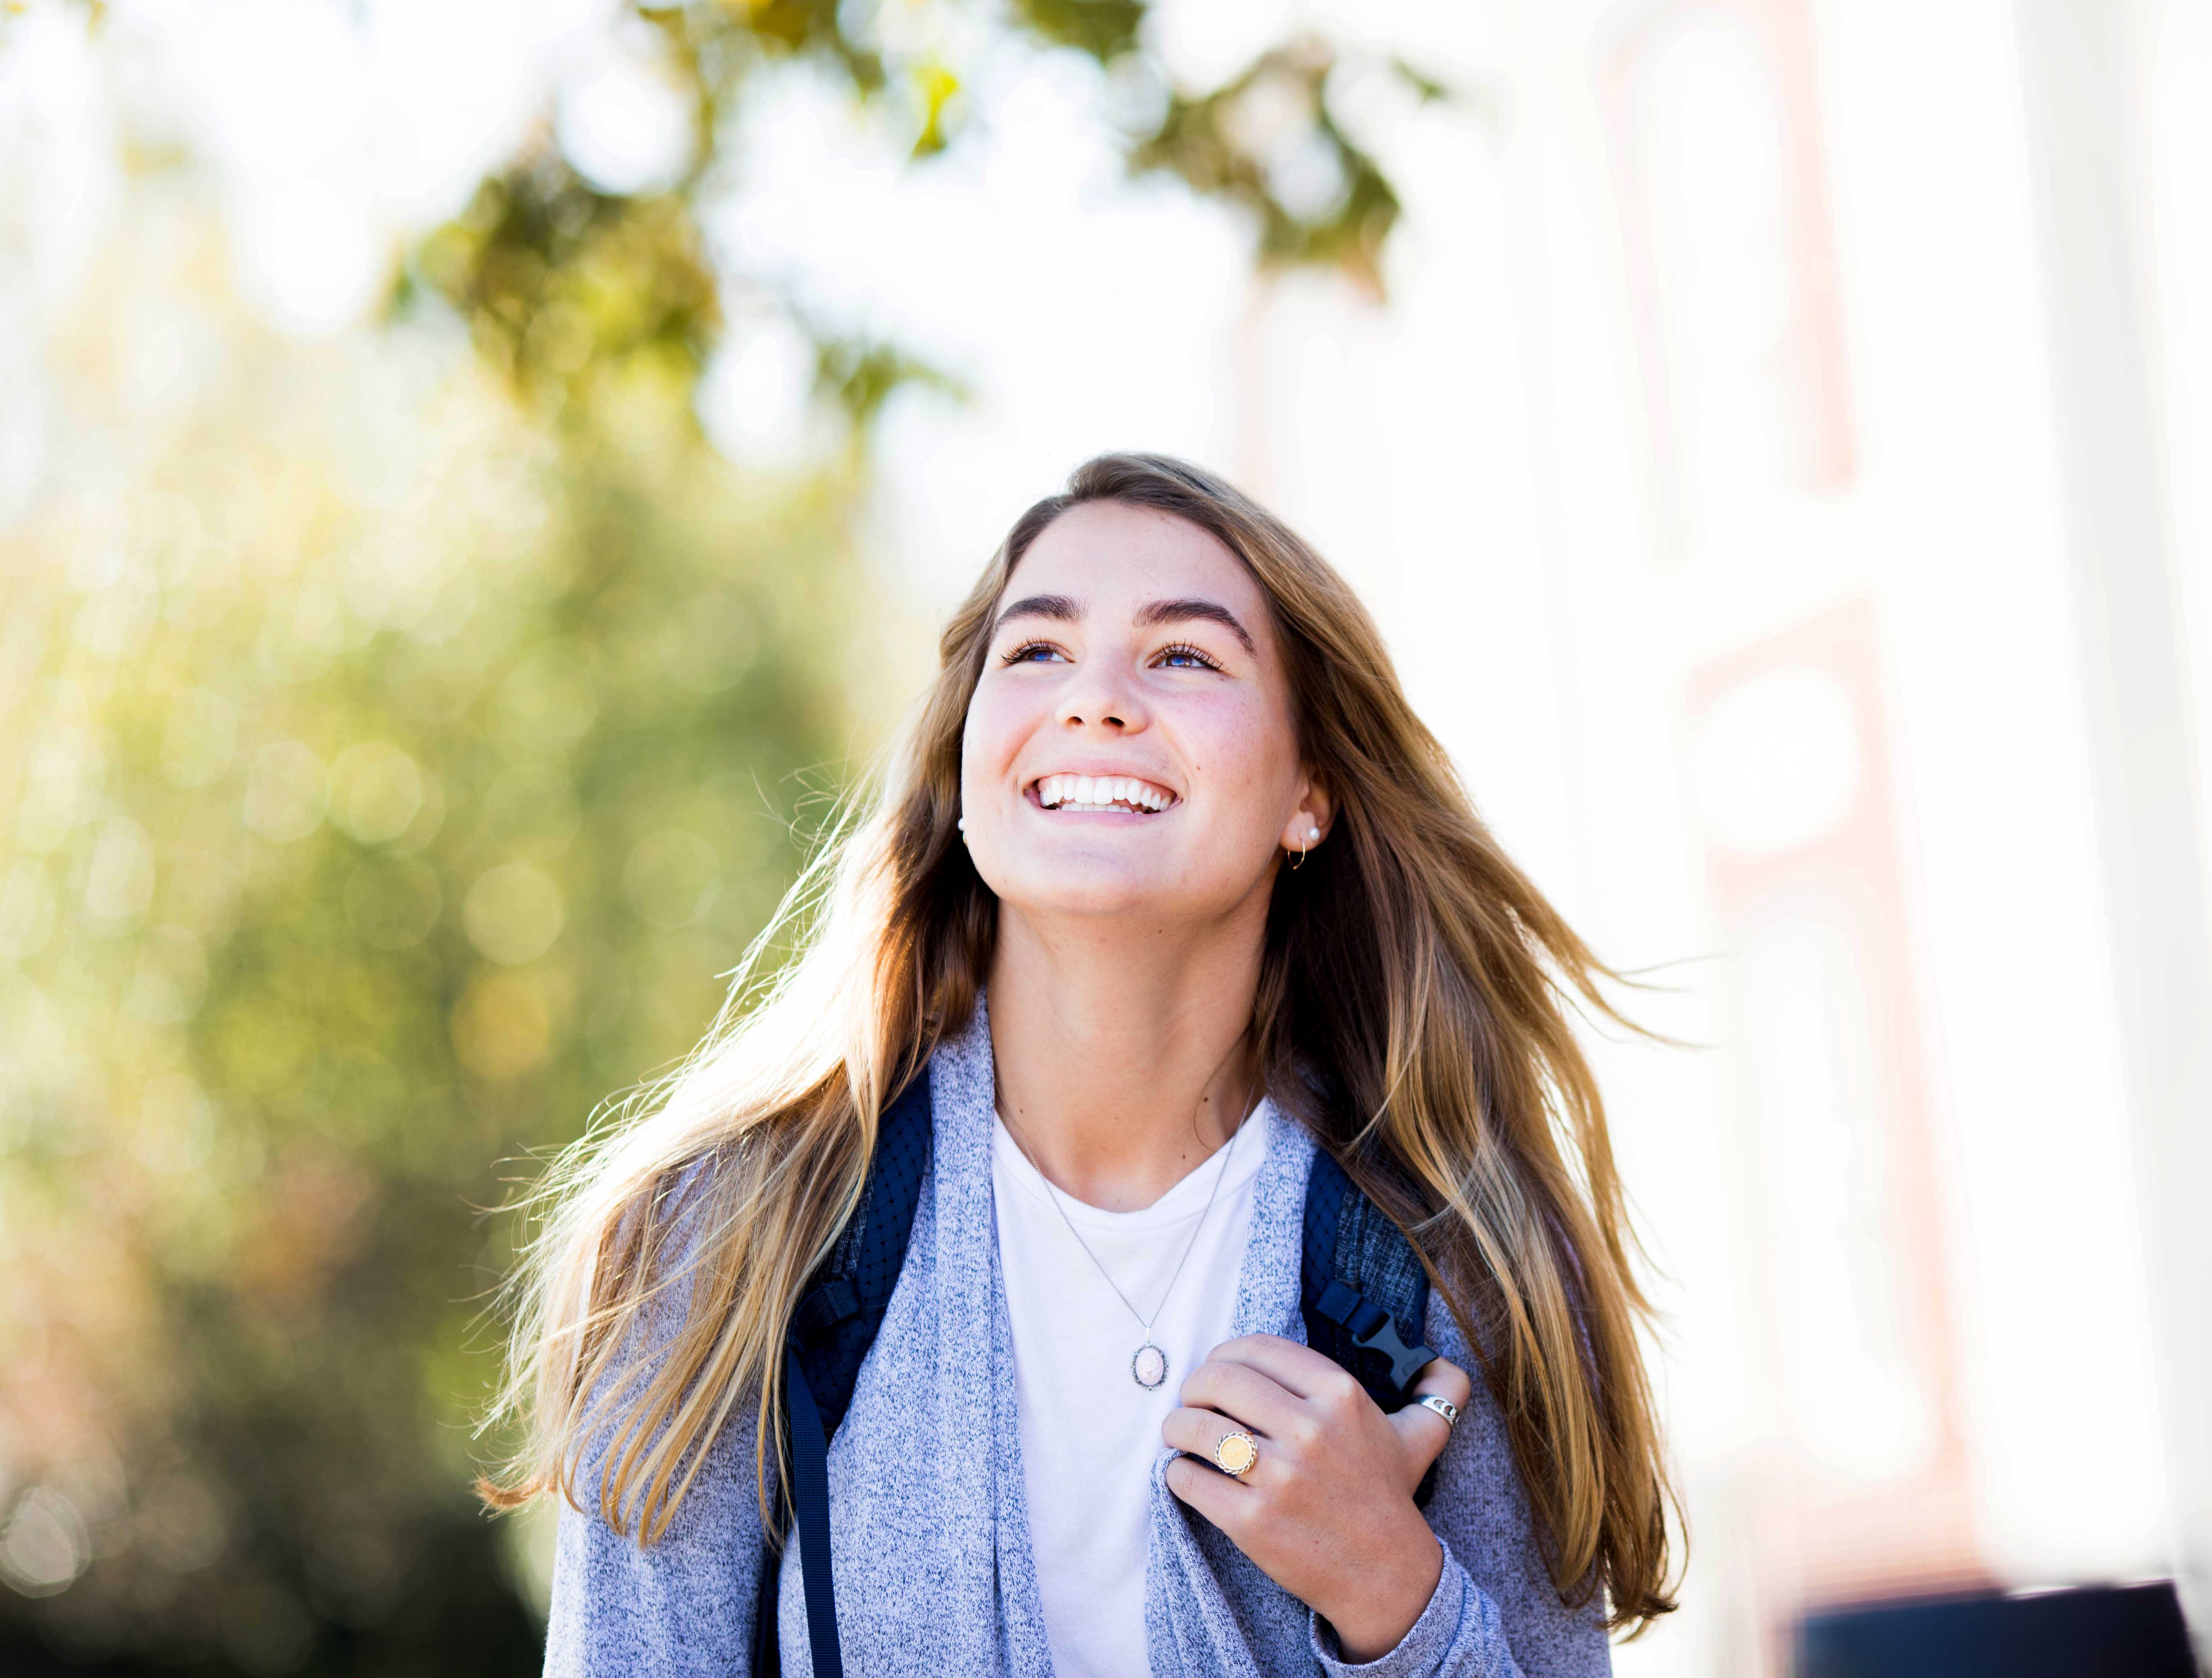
[1035,774,1173,811]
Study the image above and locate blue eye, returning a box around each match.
[1001,640,1065,665]
[1156,643,1219,670]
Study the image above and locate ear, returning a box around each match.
[1279,772,1334,854]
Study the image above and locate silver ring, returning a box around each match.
[1416,1394,1459,1429]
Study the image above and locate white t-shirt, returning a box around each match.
[991,1100,1273,1678]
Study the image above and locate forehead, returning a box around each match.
[1008,501,1269,624]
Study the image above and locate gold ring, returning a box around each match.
[1212,1429,1259,1478]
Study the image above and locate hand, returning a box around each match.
[1162,1334,1475,1662]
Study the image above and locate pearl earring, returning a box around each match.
[956,816,965,831]
[1306,825,1320,843]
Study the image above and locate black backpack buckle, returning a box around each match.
[1312,1278,1438,1395]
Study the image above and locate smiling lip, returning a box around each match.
[1026,772,1179,814]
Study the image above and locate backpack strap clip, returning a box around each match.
[1302,1151,1440,1404]
[1309,1277,1439,1393]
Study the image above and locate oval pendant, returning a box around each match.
[1131,1342,1169,1390]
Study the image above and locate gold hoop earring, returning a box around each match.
[1291,842,1306,871]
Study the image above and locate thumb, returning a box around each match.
[1386,1356,1475,1495]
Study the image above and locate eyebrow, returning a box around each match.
[1136,597,1256,656]
[992,593,1257,657]
[992,594,1081,634]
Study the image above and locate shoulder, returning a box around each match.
[545,1147,770,1670]
[551,1143,753,1515]
[580,1147,745,1408]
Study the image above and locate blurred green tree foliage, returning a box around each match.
[0,0,1429,1670]
[0,188,868,1672]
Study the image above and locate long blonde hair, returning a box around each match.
[481,453,1678,1631]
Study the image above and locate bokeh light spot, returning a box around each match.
[0,1487,89,1598]
[15,731,103,853]
[330,742,426,844]
[135,1473,229,1574]
[161,690,241,789]
[242,741,330,842]
[83,816,156,927]
[450,972,551,1080]
[462,863,564,964]
[555,52,696,198]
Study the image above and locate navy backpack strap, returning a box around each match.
[782,1347,843,1677]
[791,1072,933,1433]
[1302,1147,1446,1507]
[751,1543,780,1676]
[758,1070,933,1677]
[1301,1149,1439,1404]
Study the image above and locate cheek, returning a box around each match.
[1183,691,1297,800]
[961,677,1032,782]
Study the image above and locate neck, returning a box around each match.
[986,901,1266,1213]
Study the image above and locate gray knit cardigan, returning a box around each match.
[544,1002,1613,1676]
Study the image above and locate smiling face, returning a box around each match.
[958,500,1330,926]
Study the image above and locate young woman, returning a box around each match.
[486,454,1677,1675]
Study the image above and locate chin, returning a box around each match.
[991,859,1192,921]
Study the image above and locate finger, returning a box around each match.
[1161,1405,1271,1475]
[1203,1333,1364,1402]
[1412,1355,1474,1411]
[1164,1451,1246,1525]
[1388,1404,1452,1482]
[1176,1360,1304,1438]
[1389,1357,1475,1481]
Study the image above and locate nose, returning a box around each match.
[1057,664,1146,734]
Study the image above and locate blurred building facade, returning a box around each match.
[1192,0,2212,1670]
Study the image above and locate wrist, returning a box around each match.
[1317,1517,1443,1663]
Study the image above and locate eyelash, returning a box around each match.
[1155,642,1220,671]
[998,639,1223,673]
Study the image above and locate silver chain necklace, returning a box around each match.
[999,1099,1251,1391]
